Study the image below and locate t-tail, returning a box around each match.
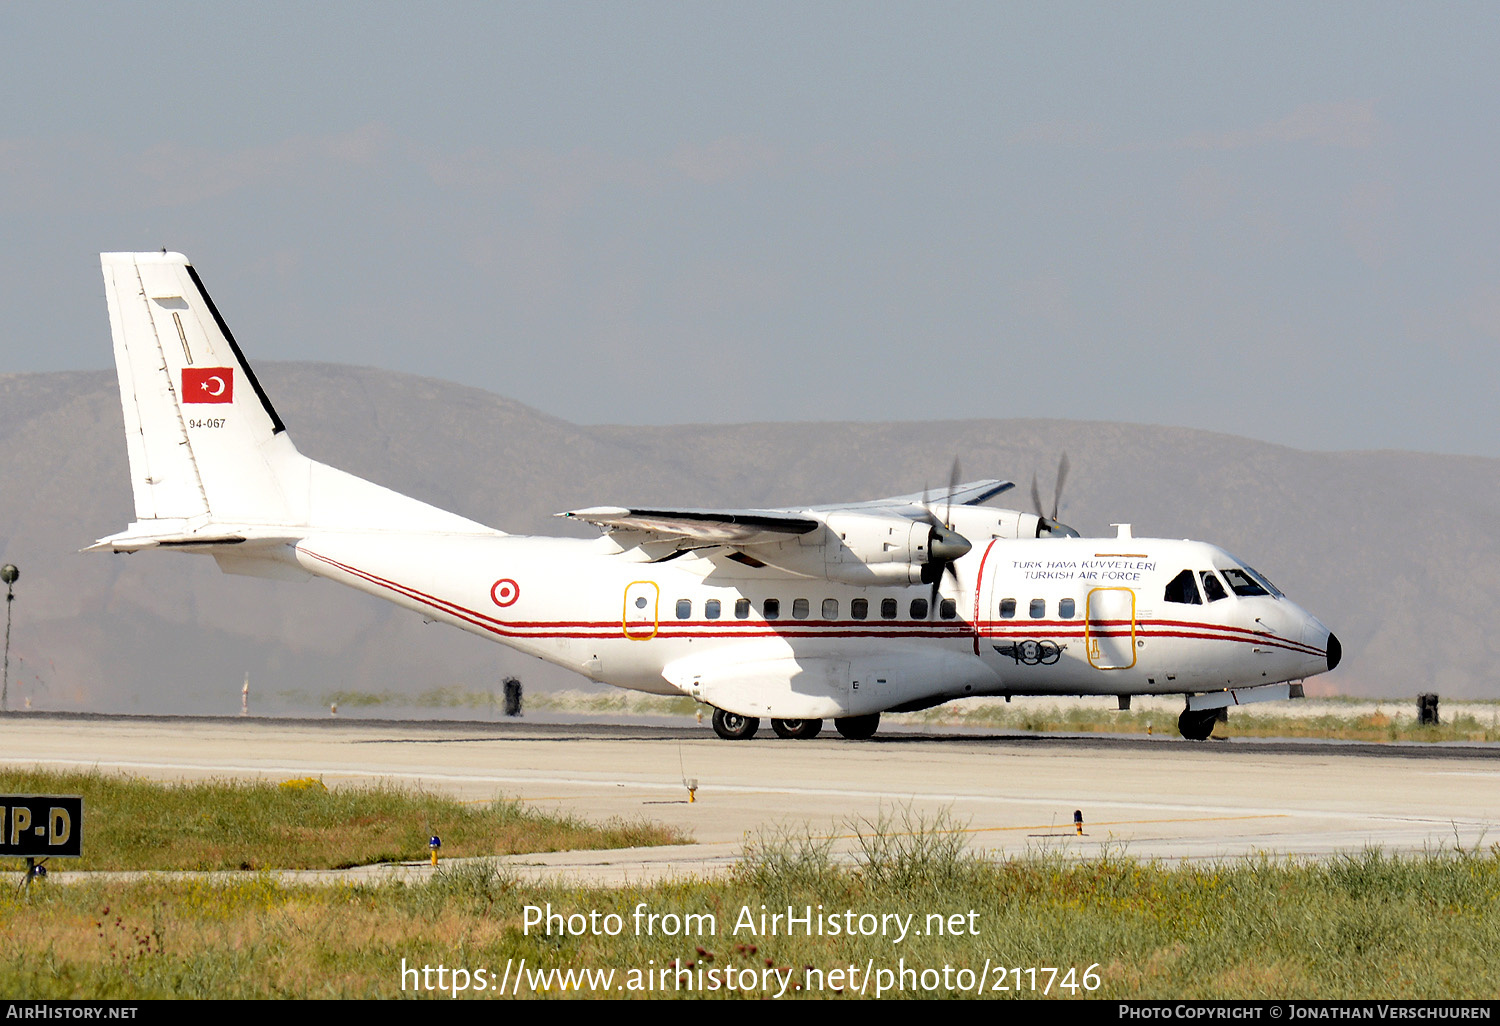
[88,252,498,573]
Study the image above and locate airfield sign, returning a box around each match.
[1,795,82,859]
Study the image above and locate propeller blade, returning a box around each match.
[923,460,973,616]
[917,479,943,528]
[945,456,962,527]
[1029,472,1043,518]
[1052,452,1070,521]
[931,559,964,619]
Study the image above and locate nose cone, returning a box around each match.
[1294,606,1339,679]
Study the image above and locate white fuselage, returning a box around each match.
[291,528,1334,721]
[92,251,1338,734]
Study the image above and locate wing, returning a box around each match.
[558,480,1014,545]
[556,506,818,547]
[557,479,1014,585]
[806,479,1014,513]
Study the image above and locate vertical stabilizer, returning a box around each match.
[94,252,498,551]
[102,251,301,527]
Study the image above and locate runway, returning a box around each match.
[2,713,1497,883]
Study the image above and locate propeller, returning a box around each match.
[920,458,971,616]
[1030,453,1080,538]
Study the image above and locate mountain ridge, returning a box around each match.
[1,363,1493,712]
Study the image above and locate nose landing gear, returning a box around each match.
[1177,706,1224,741]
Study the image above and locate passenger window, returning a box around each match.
[939,598,957,619]
[734,598,750,619]
[1029,598,1045,619]
[999,598,1016,618]
[1199,571,1228,602]
[1164,569,1201,604]
[910,598,929,619]
[705,599,721,620]
[1220,567,1269,597]
[676,599,691,619]
[880,598,898,619]
[851,598,868,620]
[1058,598,1075,619]
[792,598,810,619]
[764,598,781,620]
[822,598,838,619]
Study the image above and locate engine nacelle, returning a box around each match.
[748,512,934,585]
[949,507,1076,540]
[823,511,933,585]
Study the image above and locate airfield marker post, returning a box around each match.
[1418,693,1440,726]
[1,564,17,713]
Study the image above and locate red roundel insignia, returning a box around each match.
[490,579,520,607]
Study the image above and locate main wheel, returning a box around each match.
[712,708,760,740]
[834,713,880,740]
[772,718,823,740]
[1177,707,1219,741]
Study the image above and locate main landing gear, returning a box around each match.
[712,708,759,740]
[834,713,880,740]
[772,718,822,739]
[708,709,877,740]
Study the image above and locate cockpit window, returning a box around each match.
[1219,567,1270,598]
[1164,569,1201,604]
[1199,570,1228,602]
[1239,563,1283,598]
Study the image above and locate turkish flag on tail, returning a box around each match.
[183,367,234,403]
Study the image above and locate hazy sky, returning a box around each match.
[4,3,1498,456]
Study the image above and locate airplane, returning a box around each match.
[89,251,1340,742]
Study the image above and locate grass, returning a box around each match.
[900,700,1500,742]
[2,835,1498,999]
[0,770,686,872]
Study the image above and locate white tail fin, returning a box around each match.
[92,252,497,552]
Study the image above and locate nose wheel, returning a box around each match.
[1177,707,1221,741]
[711,708,760,740]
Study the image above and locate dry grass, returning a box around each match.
[3,842,1498,999]
[0,769,686,872]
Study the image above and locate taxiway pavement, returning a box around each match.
[2,714,1495,884]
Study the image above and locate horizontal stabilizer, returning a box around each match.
[84,523,306,553]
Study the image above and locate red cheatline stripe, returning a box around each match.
[299,548,1327,657]
[972,539,999,655]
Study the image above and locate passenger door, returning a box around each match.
[1086,587,1136,669]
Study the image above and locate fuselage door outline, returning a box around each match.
[623,580,660,640]
[1085,586,1137,669]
